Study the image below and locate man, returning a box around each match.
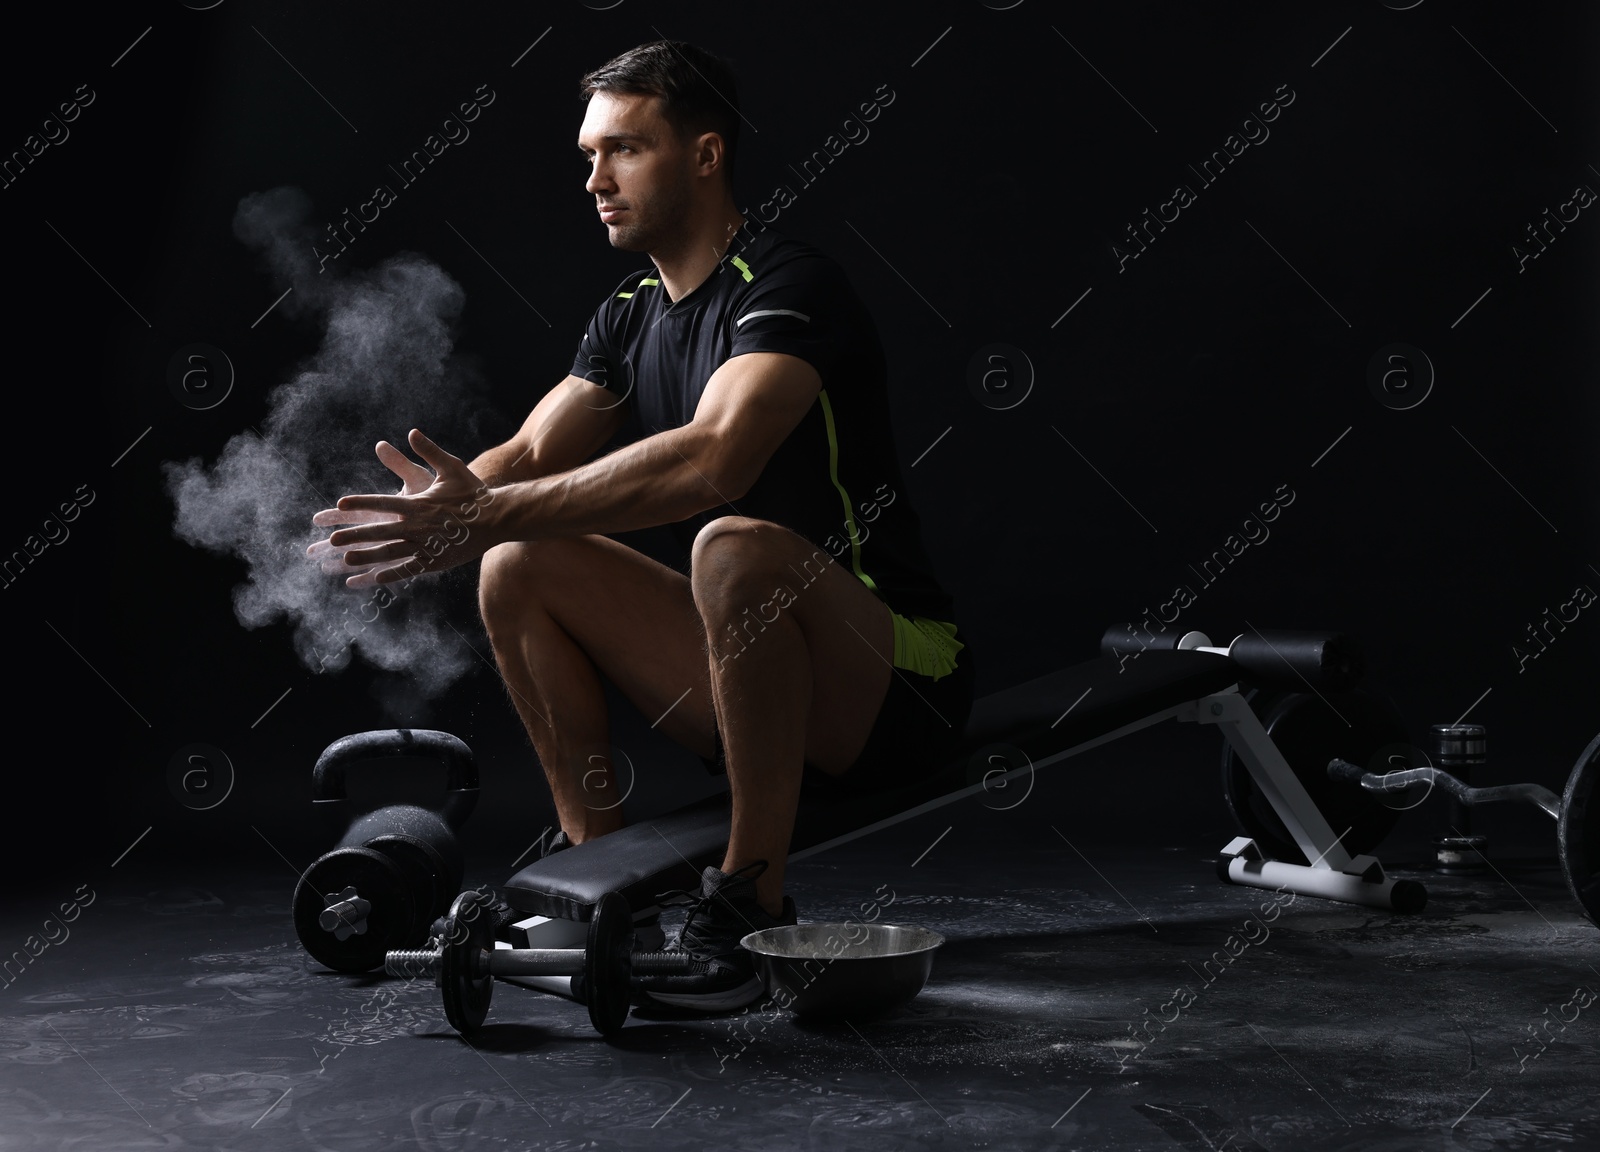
[312,40,975,1012]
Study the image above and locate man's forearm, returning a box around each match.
[470,438,542,490]
[482,424,738,542]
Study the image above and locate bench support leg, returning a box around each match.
[1183,691,1428,912]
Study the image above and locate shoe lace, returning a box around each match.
[654,860,770,954]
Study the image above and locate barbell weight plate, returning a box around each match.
[441,890,495,1034]
[1220,688,1410,866]
[1557,732,1600,928]
[585,892,635,1037]
[293,847,416,973]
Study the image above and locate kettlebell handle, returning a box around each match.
[312,729,479,829]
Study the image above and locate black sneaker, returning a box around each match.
[632,861,797,1013]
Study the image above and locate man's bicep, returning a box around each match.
[692,352,822,498]
[514,374,630,477]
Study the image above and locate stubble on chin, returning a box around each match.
[607,220,648,252]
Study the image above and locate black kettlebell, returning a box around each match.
[292,729,478,973]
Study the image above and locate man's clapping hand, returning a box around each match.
[309,429,498,588]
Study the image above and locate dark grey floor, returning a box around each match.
[3,820,1597,1151]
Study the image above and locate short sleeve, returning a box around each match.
[570,293,629,397]
[727,254,847,383]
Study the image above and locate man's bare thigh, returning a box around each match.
[481,535,718,761]
[691,517,894,776]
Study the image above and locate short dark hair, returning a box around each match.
[580,40,740,188]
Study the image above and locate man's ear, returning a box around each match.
[696,131,728,179]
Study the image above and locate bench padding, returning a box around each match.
[502,650,1242,921]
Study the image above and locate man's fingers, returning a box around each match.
[346,557,426,588]
[308,537,399,573]
[376,439,435,494]
[307,538,350,570]
[407,428,468,476]
[328,520,419,547]
[341,541,416,566]
[334,494,408,516]
[313,506,403,527]
[307,537,369,558]
[326,557,385,576]
[312,432,479,590]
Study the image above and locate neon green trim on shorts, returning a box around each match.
[890,615,964,680]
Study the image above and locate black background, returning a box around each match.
[4,1,1595,884]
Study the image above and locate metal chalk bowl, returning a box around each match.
[741,923,945,1019]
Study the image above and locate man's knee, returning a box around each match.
[691,515,763,559]
[691,516,837,618]
[478,540,545,637]
[691,516,789,593]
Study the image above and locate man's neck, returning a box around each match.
[653,208,749,302]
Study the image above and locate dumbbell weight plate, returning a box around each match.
[585,892,635,1037]
[1558,732,1600,928]
[441,891,495,1034]
[293,847,416,973]
[1220,688,1410,866]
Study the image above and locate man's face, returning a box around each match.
[577,91,694,253]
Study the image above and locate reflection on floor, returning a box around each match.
[2,827,1596,1151]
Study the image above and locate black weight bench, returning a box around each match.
[500,628,1424,942]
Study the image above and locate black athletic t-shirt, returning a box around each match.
[570,224,958,626]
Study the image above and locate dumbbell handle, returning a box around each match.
[490,948,701,976]
[385,945,700,982]
[1328,759,1562,820]
[489,949,587,977]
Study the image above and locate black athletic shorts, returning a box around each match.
[698,617,977,797]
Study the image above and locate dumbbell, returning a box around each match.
[386,890,703,1037]
[293,730,478,973]
[1328,728,1600,927]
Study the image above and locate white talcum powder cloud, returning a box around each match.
[165,186,497,703]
